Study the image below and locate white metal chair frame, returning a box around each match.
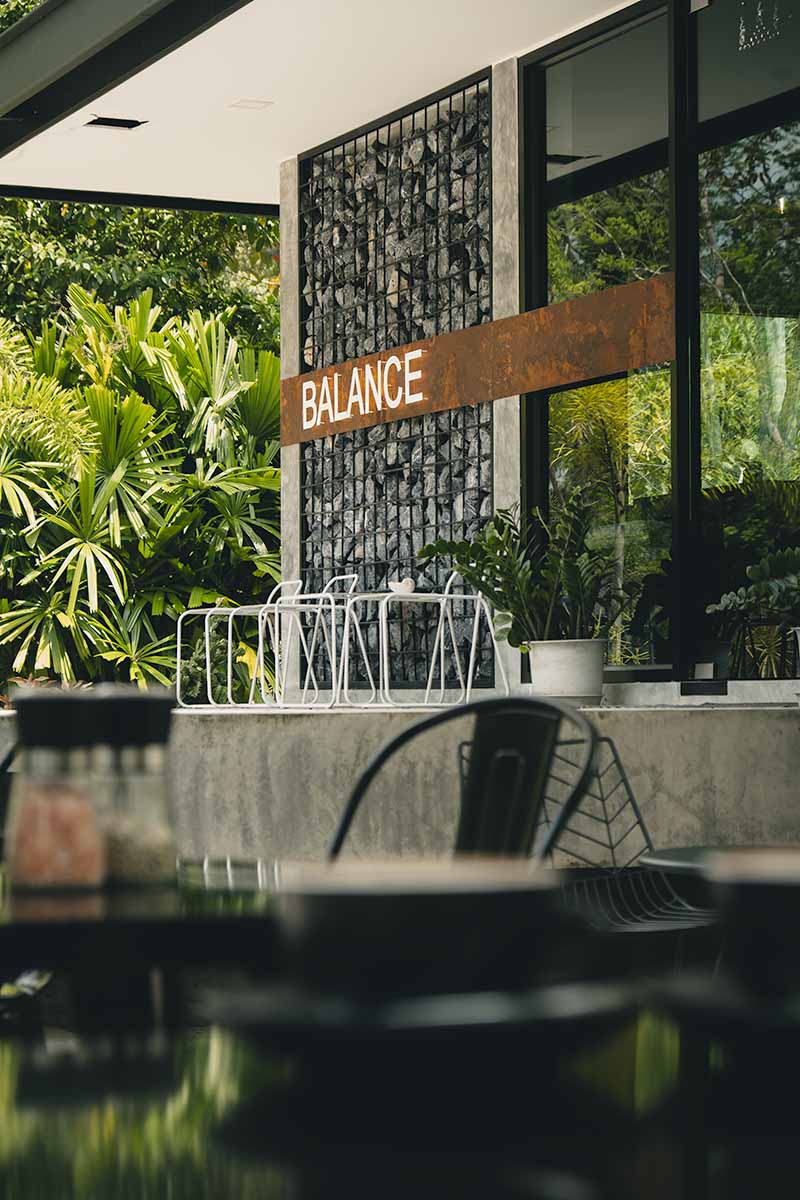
[271,574,360,708]
[176,581,303,708]
[378,574,510,708]
[177,574,509,710]
[224,580,303,707]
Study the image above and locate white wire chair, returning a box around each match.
[175,581,302,708]
[378,573,509,708]
[177,574,508,710]
[272,576,359,708]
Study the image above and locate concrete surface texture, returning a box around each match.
[279,155,301,590]
[164,705,800,860]
[490,57,523,693]
[2,705,799,861]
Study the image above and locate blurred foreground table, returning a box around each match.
[0,857,279,970]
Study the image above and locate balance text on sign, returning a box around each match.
[301,348,425,432]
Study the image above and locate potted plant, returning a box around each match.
[707,547,800,679]
[418,488,629,704]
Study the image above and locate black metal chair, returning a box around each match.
[536,735,716,934]
[328,697,597,861]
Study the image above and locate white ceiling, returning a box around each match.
[0,0,638,206]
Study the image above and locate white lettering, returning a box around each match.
[302,380,318,430]
[364,362,383,413]
[384,355,403,408]
[318,375,334,424]
[333,373,348,422]
[404,348,424,405]
[347,369,365,416]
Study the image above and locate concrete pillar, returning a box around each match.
[279,156,300,585]
[491,57,523,690]
[279,157,301,690]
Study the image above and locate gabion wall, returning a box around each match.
[299,75,493,685]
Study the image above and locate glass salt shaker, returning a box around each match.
[5,690,106,890]
[98,687,176,886]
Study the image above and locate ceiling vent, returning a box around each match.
[85,116,148,130]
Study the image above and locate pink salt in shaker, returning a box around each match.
[5,689,106,890]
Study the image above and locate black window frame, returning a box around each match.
[520,0,800,682]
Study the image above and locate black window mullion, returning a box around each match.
[669,0,701,681]
[521,63,549,522]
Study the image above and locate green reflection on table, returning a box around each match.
[0,1030,287,1199]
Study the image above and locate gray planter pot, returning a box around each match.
[525,638,606,707]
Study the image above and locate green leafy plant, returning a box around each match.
[418,489,629,649]
[707,547,800,624]
[707,547,800,678]
[0,286,281,691]
[0,197,279,350]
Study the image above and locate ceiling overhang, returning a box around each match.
[0,0,640,209]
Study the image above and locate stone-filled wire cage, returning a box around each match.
[298,73,494,686]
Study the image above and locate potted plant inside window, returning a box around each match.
[418,488,629,705]
[707,547,800,679]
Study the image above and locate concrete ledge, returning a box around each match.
[168,705,800,859]
[3,705,800,860]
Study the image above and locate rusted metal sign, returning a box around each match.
[281,273,675,446]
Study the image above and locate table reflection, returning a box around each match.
[0,1007,687,1200]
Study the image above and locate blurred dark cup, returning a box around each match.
[707,848,800,999]
[274,858,573,1001]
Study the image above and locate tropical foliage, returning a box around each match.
[0,199,279,351]
[0,0,43,37]
[418,489,629,647]
[0,286,280,691]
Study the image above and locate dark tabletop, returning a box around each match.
[2,858,800,1196]
[1,970,799,1200]
[0,859,279,970]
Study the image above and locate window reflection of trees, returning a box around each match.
[698,117,800,675]
[700,119,800,489]
[548,173,672,665]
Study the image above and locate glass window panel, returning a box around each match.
[698,0,800,123]
[549,368,673,666]
[548,168,671,304]
[700,116,800,490]
[698,2,800,676]
[545,12,668,185]
[541,12,672,669]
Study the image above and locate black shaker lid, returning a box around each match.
[12,687,100,749]
[13,684,175,748]
[92,684,174,747]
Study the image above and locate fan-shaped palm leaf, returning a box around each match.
[85,599,177,688]
[82,385,177,543]
[236,347,280,443]
[26,462,128,614]
[0,590,89,681]
[0,369,94,474]
[26,318,75,384]
[0,447,61,524]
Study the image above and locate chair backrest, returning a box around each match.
[328,697,597,861]
[321,574,359,595]
[535,735,654,870]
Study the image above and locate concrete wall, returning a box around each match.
[161,706,800,859]
[3,705,800,860]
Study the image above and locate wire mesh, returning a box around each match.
[299,76,494,686]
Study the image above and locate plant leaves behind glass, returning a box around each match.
[418,488,630,646]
